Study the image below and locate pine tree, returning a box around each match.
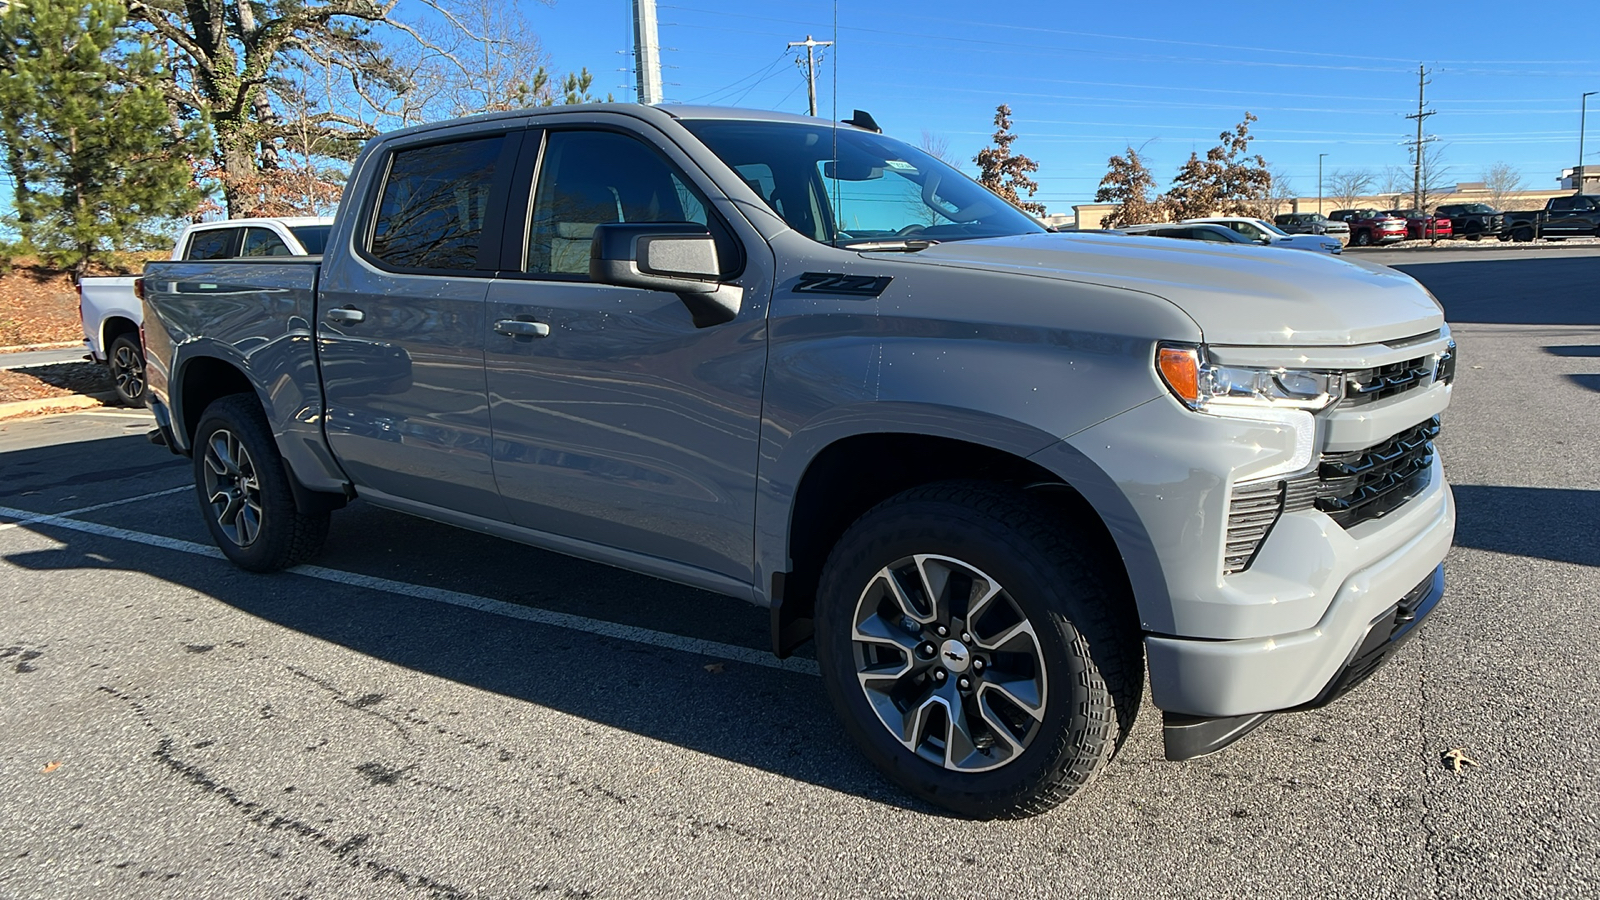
[0,0,205,280]
[1094,147,1163,228]
[974,104,1046,216]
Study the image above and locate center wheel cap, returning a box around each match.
[939,638,972,673]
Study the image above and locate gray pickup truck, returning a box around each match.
[141,104,1457,818]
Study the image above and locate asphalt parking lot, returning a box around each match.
[3,249,1598,899]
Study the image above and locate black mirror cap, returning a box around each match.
[589,222,739,327]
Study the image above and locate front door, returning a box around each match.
[483,127,769,585]
[318,130,520,518]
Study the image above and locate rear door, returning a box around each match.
[481,122,772,587]
[316,125,522,518]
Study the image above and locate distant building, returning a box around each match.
[1558,166,1600,192]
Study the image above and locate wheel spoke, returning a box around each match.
[980,676,1047,722]
[939,681,983,769]
[975,619,1040,655]
[912,555,954,622]
[853,611,922,655]
[875,566,933,624]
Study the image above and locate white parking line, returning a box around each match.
[0,485,190,532]
[0,499,820,677]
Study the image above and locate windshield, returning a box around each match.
[1457,203,1495,214]
[289,225,331,254]
[1252,218,1291,236]
[682,120,1046,248]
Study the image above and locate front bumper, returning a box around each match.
[1161,564,1444,760]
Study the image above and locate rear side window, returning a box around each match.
[289,225,331,254]
[370,136,504,270]
[240,228,291,257]
[185,228,239,260]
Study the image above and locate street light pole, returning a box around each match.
[1581,91,1597,194]
[1318,153,1328,215]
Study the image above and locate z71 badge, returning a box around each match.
[793,272,893,297]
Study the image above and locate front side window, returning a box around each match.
[684,119,1046,248]
[525,130,729,276]
[371,135,504,270]
[185,228,239,260]
[240,227,291,257]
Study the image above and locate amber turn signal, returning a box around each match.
[1157,344,1201,406]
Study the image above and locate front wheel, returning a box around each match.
[192,394,329,572]
[107,334,146,407]
[1513,226,1535,243]
[815,482,1141,818]
[1353,230,1372,246]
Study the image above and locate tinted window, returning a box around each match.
[185,228,239,260]
[1549,197,1574,211]
[371,136,503,270]
[526,130,728,276]
[289,225,331,254]
[240,227,291,257]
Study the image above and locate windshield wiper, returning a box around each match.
[837,238,938,252]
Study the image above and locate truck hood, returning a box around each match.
[909,232,1443,346]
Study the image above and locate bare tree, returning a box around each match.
[1324,168,1375,212]
[1377,166,1409,207]
[1244,169,1296,219]
[1483,161,1524,210]
[1413,142,1452,210]
[918,130,955,167]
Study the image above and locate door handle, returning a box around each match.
[325,306,365,325]
[494,319,550,338]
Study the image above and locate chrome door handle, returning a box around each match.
[325,306,365,325]
[494,319,550,338]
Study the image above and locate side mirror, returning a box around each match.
[589,222,740,327]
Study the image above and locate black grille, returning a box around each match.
[1315,417,1439,528]
[1341,355,1434,406]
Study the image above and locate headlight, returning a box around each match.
[1156,343,1343,413]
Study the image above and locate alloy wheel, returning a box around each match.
[111,343,145,402]
[202,428,264,547]
[850,554,1048,772]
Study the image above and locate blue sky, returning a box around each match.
[522,0,1600,214]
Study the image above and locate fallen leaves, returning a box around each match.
[1442,747,1479,776]
[703,663,725,674]
[0,363,110,404]
[40,761,61,774]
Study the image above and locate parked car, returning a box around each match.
[1433,203,1504,241]
[1502,195,1600,242]
[1274,212,1351,241]
[141,103,1456,818]
[78,217,332,405]
[1121,222,1261,243]
[1381,209,1453,241]
[1327,209,1407,246]
[1182,216,1343,254]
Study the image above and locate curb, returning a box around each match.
[0,392,117,422]
[0,341,85,354]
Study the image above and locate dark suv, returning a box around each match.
[1274,213,1350,240]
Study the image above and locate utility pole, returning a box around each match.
[787,34,833,117]
[632,0,662,105]
[1405,65,1436,210]
[1318,153,1328,214]
[1580,91,1597,194]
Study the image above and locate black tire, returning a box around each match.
[1513,226,1535,243]
[1353,229,1372,247]
[814,481,1141,819]
[107,334,147,407]
[191,394,329,572]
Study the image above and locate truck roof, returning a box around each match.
[365,102,874,145]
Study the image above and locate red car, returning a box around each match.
[1328,208,1408,246]
[1382,208,1453,240]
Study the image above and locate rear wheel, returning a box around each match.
[107,334,146,407]
[814,481,1141,819]
[192,394,329,572]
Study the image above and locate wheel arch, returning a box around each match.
[101,314,140,352]
[766,423,1145,658]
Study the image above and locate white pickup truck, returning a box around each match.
[79,217,332,405]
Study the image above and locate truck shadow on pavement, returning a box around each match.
[0,444,928,811]
[1450,485,1600,567]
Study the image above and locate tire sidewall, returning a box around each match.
[815,495,1108,817]
[108,335,145,407]
[191,395,296,572]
